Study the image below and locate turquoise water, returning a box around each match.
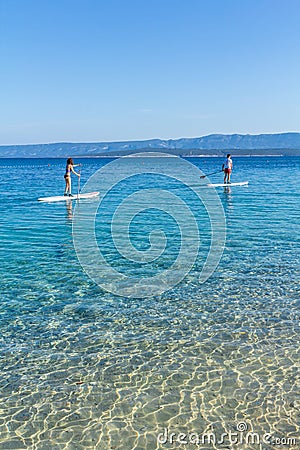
[0,156,299,449]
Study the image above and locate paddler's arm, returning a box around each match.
[71,166,81,177]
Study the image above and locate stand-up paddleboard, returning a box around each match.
[207,181,249,187]
[38,191,100,202]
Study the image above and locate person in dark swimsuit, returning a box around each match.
[64,158,81,196]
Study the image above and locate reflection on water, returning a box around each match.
[65,200,73,221]
[221,187,234,224]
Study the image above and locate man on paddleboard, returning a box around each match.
[222,154,233,184]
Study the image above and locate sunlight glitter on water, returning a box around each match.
[0,157,299,449]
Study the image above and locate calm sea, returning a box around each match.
[0,156,299,449]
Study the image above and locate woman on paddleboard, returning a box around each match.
[64,158,81,196]
[222,154,233,184]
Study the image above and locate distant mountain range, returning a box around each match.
[1,133,300,157]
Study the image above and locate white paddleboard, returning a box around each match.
[38,191,100,202]
[207,181,249,187]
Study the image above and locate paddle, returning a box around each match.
[200,169,223,179]
[77,165,81,199]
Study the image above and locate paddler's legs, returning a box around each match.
[64,175,71,195]
[227,170,231,183]
[224,169,228,184]
[224,169,231,184]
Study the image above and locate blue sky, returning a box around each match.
[1,0,300,145]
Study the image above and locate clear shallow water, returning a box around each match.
[0,156,299,449]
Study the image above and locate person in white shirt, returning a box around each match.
[222,154,233,184]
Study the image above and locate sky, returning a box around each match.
[1,0,300,145]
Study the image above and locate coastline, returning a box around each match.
[0,153,298,159]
